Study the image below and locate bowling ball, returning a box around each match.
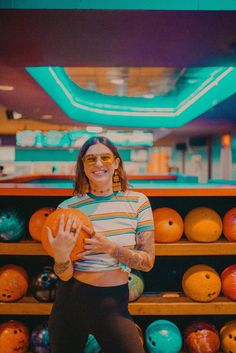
[31,266,58,302]
[221,265,236,300]
[0,207,26,242]
[0,320,29,353]
[220,320,236,353]
[223,208,236,241]
[41,208,93,260]
[31,322,50,353]
[29,207,55,242]
[145,319,182,353]
[184,207,222,242]
[184,321,220,353]
[128,270,144,302]
[84,335,102,353]
[0,264,29,302]
[153,207,184,243]
[182,264,221,302]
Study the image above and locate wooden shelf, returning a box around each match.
[156,239,236,256]
[1,240,236,256]
[1,295,235,316]
[0,184,236,196]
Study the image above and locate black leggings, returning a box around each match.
[48,277,145,353]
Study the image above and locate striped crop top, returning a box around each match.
[57,190,154,273]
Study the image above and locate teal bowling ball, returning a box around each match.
[84,334,102,353]
[145,320,182,353]
[0,207,26,242]
[128,270,144,302]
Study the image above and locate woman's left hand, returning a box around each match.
[82,225,116,254]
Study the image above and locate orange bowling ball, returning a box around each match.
[41,208,93,261]
[220,320,236,353]
[0,320,29,353]
[182,264,221,302]
[221,265,236,300]
[184,207,222,242]
[29,207,55,242]
[223,208,236,241]
[153,207,184,243]
[0,264,29,302]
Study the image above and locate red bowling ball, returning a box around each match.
[223,208,236,241]
[221,265,236,300]
[184,321,220,353]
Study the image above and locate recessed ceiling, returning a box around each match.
[0,8,236,142]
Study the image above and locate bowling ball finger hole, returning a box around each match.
[2,293,12,299]
[205,274,210,279]
[168,221,173,226]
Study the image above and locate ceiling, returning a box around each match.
[0,9,236,144]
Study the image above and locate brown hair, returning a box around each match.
[73,136,128,195]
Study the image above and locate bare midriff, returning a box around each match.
[73,269,129,287]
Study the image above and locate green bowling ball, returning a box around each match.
[128,270,144,302]
[0,207,26,242]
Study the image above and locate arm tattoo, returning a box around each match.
[110,230,155,272]
[53,260,71,275]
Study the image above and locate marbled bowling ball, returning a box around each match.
[220,320,236,353]
[182,264,221,302]
[31,266,58,302]
[0,264,29,302]
[0,207,26,242]
[153,207,184,243]
[223,207,236,241]
[221,265,236,300]
[128,270,144,302]
[184,321,220,353]
[145,319,182,353]
[29,207,55,242]
[31,322,50,353]
[184,207,222,242]
[0,320,29,353]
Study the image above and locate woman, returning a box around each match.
[48,136,155,353]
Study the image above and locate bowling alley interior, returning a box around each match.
[0,2,236,352]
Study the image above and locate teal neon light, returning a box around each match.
[1,0,236,10]
[26,66,236,128]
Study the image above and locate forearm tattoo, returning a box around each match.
[110,230,155,272]
[53,260,71,275]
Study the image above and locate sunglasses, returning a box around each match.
[82,153,116,166]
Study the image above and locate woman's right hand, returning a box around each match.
[47,214,81,262]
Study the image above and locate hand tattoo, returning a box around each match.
[53,260,71,275]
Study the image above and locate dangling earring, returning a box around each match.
[113,170,121,191]
[81,179,90,194]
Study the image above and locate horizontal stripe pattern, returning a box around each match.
[58,189,154,272]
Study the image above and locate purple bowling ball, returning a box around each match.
[31,322,50,353]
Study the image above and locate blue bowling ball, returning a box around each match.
[84,334,102,353]
[31,322,50,353]
[0,207,26,242]
[31,266,58,302]
[145,319,182,353]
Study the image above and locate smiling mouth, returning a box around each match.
[93,170,107,175]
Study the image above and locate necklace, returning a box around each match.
[91,187,112,195]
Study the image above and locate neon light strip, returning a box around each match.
[48,67,234,117]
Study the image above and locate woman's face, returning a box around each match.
[83,143,120,188]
